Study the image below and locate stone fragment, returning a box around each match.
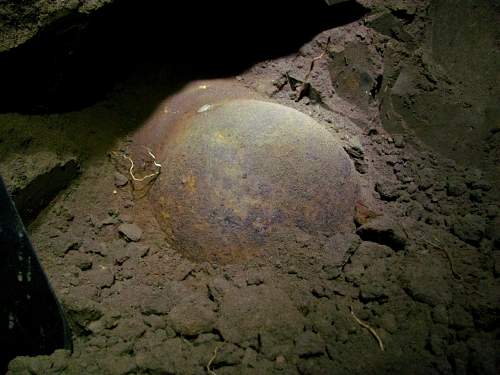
[114,172,128,187]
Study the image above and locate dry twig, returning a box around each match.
[350,306,385,352]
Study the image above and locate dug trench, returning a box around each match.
[1,0,499,374]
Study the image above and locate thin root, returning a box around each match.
[123,148,162,182]
[303,36,331,83]
[207,344,221,375]
[350,306,385,352]
[425,239,462,280]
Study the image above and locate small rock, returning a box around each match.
[114,172,128,187]
[295,331,325,358]
[118,223,143,242]
[452,214,486,245]
[356,216,407,250]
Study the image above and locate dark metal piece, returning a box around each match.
[0,175,72,372]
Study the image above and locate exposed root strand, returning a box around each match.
[207,345,220,375]
[425,239,462,280]
[350,306,385,352]
[122,147,162,182]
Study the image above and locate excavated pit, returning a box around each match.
[131,81,359,263]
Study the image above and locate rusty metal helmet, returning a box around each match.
[133,81,359,263]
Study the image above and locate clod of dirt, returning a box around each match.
[139,86,359,263]
[166,296,217,336]
[118,223,143,242]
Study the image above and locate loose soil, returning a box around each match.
[1,14,499,375]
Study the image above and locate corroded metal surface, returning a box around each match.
[131,79,261,163]
[133,81,359,263]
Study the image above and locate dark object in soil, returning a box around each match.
[0,175,72,373]
[135,82,359,263]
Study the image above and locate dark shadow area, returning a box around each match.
[0,0,368,114]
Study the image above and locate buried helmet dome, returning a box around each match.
[148,98,359,263]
